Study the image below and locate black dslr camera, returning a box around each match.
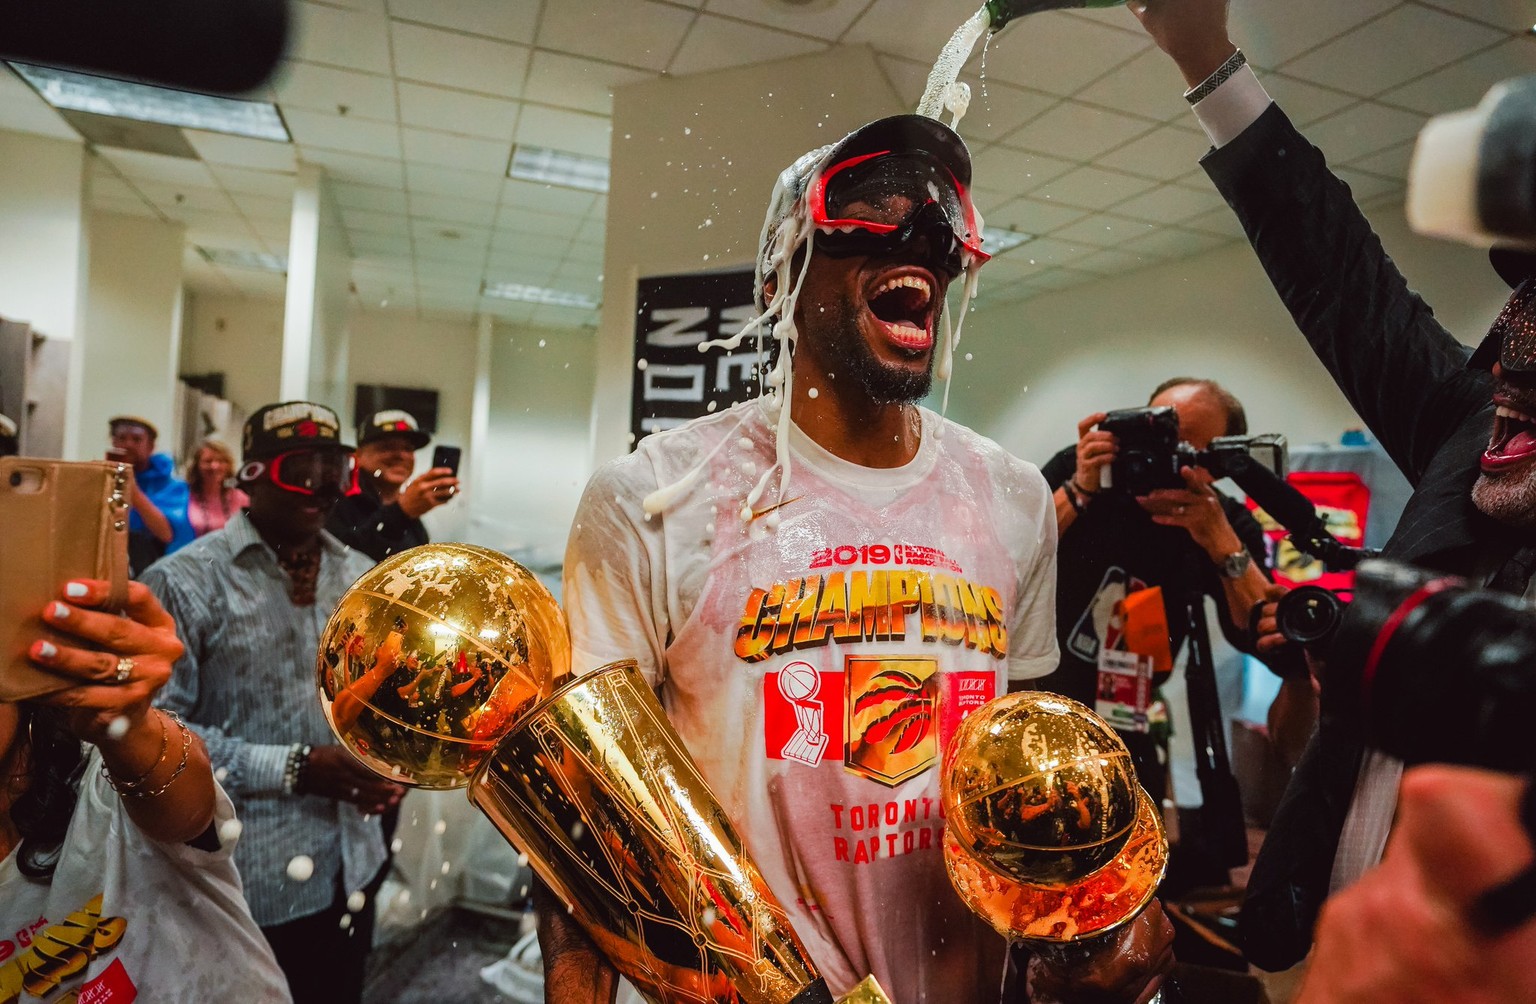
[1282,560,1536,772]
[1098,406,1288,496]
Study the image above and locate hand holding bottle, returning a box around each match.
[1125,0,1236,89]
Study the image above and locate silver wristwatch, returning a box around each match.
[1219,550,1252,579]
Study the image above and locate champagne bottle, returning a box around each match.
[985,0,1127,31]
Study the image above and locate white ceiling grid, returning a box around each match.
[0,0,1526,325]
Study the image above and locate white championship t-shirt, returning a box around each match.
[565,401,1058,1001]
[0,749,291,1003]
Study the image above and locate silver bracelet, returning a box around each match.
[1185,49,1246,106]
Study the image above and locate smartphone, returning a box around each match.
[431,445,461,476]
[0,458,131,701]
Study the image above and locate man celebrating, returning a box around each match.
[327,409,458,562]
[144,401,405,1004]
[544,115,1170,1002]
[108,416,194,572]
[1130,0,1536,970]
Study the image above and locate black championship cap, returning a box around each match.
[242,401,351,461]
[357,409,430,450]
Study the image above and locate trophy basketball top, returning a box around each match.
[317,543,571,789]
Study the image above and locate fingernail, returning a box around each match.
[65,582,88,598]
[37,641,57,658]
[50,602,69,619]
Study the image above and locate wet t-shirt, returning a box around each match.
[565,400,1058,1001]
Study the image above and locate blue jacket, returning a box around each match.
[131,452,195,555]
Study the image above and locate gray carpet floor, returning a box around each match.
[364,907,527,1003]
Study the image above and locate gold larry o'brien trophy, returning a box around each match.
[941,692,1168,965]
[317,544,863,1004]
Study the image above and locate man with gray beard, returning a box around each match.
[1133,0,1536,972]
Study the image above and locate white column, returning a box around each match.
[281,162,352,410]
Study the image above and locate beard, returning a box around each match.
[811,292,936,405]
[1471,471,1536,528]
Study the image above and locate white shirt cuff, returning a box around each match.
[1191,62,1273,149]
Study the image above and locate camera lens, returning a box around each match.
[1275,585,1345,645]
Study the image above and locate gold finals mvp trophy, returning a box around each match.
[941,692,1169,991]
[317,544,882,1004]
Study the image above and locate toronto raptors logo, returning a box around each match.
[845,656,939,787]
[776,661,829,766]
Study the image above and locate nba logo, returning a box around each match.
[767,661,831,767]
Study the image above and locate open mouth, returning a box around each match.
[1483,401,1536,473]
[866,272,935,352]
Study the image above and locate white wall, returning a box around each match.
[473,324,597,571]
[0,129,89,455]
[181,293,285,414]
[947,195,1513,467]
[79,211,186,449]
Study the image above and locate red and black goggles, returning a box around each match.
[266,448,357,496]
[807,147,989,277]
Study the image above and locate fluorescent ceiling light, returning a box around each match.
[9,62,290,142]
[197,247,288,273]
[983,227,1034,254]
[508,145,610,193]
[483,281,599,310]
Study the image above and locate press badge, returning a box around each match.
[1096,648,1154,733]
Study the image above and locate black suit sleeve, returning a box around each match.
[1200,104,1491,487]
[1040,445,1076,491]
[326,494,429,562]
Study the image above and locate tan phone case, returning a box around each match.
[0,457,131,701]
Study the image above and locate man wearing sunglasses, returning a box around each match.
[143,401,405,1004]
[549,116,1172,1003]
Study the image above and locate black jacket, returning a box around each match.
[1203,103,1513,970]
[326,479,430,563]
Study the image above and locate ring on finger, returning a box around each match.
[1176,505,1187,515]
[114,656,135,683]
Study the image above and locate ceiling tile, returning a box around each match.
[874,54,931,110]
[968,14,1150,97]
[210,165,296,199]
[485,250,559,284]
[1380,37,1536,116]
[537,0,696,73]
[513,105,612,159]
[291,2,393,74]
[184,214,262,249]
[332,181,409,213]
[970,144,1076,198]
[501,178,597,217]
[397,82,520,141]
[493,208,579,242]
[1181,205,1247,240]
[1027,166,1158,212]
[1121,226,1228,260]
[703,0,867,41]
[272,61,398,120]
[667,13,826,77]
[522,50,656,116]
[1007,235,1097,267]
[92,197,160,222]
[1002,100,1155,162]
[98,149,215,187]
[846,1,997,65]
[415,239,489,268]
[483,299,539,324]
[1073,47,1191,124]
[1050,213,1158,247]
[385,0,538,44]
[341,206,410,235]
[1229,0,1398,69]
[1112,183,1226,225]
[286,108,402,158]
[410,192,499,227]
[1306,101,1426,164]
[406,162,506,201]
[230,192,294,223]
[1344,139,1416,181]
[184,130,298,171]
[137,182,237,217]
[1074,246,1159,276]
[0,67,78,140]
[1411,0,1534,34]
[1281,5,1506,97]
[401,127,511,172]
[551,261,602,287]
[89,175,143,204]
[956,81,1058,144]
[983,196,1087,235]
[1095,125,1208,181]
[1334,167,1404,205]
[392,21,530,98]
[1258,73,1359,127]
[300,148,406,188]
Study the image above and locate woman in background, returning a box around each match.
[186,439,248,536]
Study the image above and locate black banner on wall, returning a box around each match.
[631,267,762,448]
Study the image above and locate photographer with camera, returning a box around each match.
[1130,0,1536,972]
[1041,376,1271,893]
